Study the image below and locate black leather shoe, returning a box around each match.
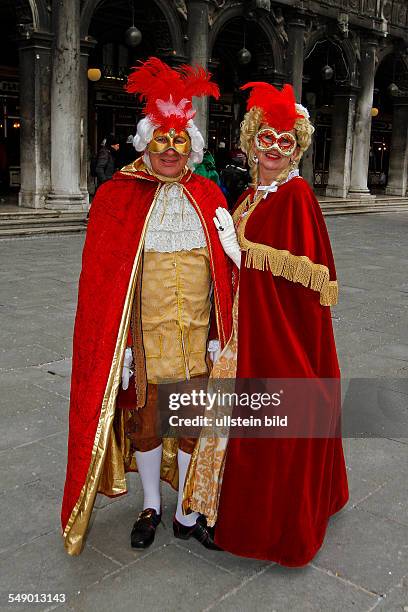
[173,515,221,550]
[131,508,161,549]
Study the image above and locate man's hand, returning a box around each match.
[208,339,221,363]
[122,347,133,390]
[213,207,241,269]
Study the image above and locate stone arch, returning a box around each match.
[28,0,51,32]
[304,29,357,87]
[80,0,184,54]
[376,43,408,77]
[209,5,285,75]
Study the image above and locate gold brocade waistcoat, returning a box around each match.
[141,246,211,383]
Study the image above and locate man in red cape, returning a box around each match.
[61,58,232,555]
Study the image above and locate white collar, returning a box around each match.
[256,169,300,198]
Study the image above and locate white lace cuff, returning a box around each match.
[207,339,220,353]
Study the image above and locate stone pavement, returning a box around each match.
[0,212,407,612]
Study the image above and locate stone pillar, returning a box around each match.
[79,39,96,206]
[285,11,306,101]
[385,95,408,197]
[46,0,85,209]
[349,38,378,197]
[18,32,53,209]
[300,92,316,186]
[187,0,210,141]
[326,87,358,199]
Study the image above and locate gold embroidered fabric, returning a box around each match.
[141,247,211,382]
[233,195,338,307]
[183,290,239,525]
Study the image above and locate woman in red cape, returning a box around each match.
[186,82,348,566]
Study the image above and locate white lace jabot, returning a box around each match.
[255,169,300,199]
[144,183,207,253]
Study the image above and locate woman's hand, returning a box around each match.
[213,207,241,269]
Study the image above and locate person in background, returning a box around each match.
[119,134,137,167]
[95,134,120,186]
[194,149,220,185]
[214,141,228,173]
[219,147,250,209]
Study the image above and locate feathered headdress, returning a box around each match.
[241,82,303,132]
[126,57,220,132]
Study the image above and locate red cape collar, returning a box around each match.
[114,156,193,185]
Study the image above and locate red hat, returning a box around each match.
[241,82,303,132]
[126,57,220,133]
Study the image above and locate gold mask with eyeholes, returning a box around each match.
[148,128,192,156]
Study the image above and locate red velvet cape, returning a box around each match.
[61,166,233,533]
[215,177,349,566]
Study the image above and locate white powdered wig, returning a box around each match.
[133,116,204,167]
[295,103,310,119]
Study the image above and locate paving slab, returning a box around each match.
[210,563,379,612]
[0,530,118,612]
[356,472,408,527]
[0,480,62,553]
[0,440,65,491]
[60,543,241,612]
[371,575,408,611]
[342,438,408,506]
[313,508,408,595]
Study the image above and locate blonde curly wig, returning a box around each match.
[240,105,315,185]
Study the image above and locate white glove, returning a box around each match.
[122,347,134,390]
[208,339,221,363]
[213,207,241,269]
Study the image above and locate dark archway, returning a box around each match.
[81,0,184,55]
[0,0,48,198]
[85,0,185,154]
[370,52,408,192]
[209,12,284,149]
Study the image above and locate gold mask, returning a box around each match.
[148,128,192,156]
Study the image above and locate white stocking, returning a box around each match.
[175,448,199,526]
[135,444,162,514]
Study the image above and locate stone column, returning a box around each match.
[46,0,85,209]
[385,95,408,196]
[349,38,378,197]
[187,0,210,141]
[18,32,53,209]
[285,11,306,102]
[326,87,358,199]
[79,39,97,206]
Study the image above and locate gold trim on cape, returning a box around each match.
[234,195,338,307]
[63,184,161,555]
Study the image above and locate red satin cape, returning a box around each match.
[215,177,349,566]
[61,167,232,533]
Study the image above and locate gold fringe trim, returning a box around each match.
[234,193,338,306]
[244,245,338,306]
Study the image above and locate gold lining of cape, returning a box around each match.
[235,195,338,307]
[62,184,162,555]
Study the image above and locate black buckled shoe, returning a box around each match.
[131,508,161,549]
[173,515,221,550]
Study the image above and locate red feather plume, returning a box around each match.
[126,57,220,132]
[241,82,302,132]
